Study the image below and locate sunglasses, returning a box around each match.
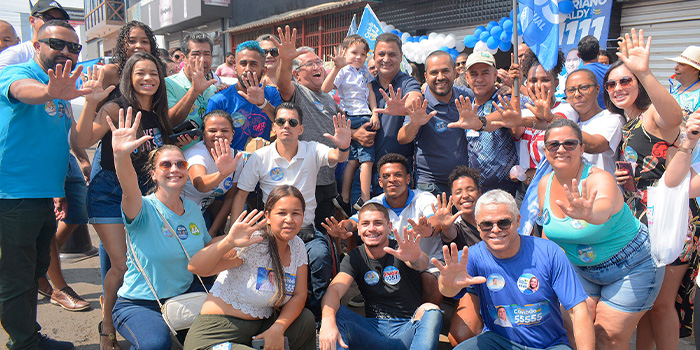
[38,38,82,54]
[544,139,580,152]
[455,61,467,67]
[263,48,279,57]
[564,84,595,97]
[478,218,513,232]
[173,54,181,60]
[157,160,188,171]
[36,13,68,22]
[604,76,634,92]
[274,117,299,127]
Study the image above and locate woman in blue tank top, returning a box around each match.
[537,119,663,350]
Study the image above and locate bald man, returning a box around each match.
[0,20,19,53]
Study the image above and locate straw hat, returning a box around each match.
[666,46,700,72]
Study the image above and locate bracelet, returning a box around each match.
[678,145,695,154]
[256,99,269,109]
[339,146,350,152]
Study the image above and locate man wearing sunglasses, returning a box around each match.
[0,0,69,71]
[434,190,595,350]
[0,19,90,350]
[454,53,469,88]
[205,40,282,151]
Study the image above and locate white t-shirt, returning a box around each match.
[181,141,246,211]
[579,109,624,174]
[237,141,331,225]
[0,42,36,71]
[519,102,578,169]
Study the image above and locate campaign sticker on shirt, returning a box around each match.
[161,224,172,237]
[465,129,479,138]
[198,106,206,118]
[189,223,201,236]
[314,100,324,111]
[570,219,588,230]
[57,103,67,118]
[542,209,551,225]
[511,301,549,326]
[270,167,284,181]
[486,274,505,292]
[176,225,188,239]
[189,104,197,116]
[435,120,448,133]
[213,188,225,197]
[212,342,232,350]
[577,244,597,263]
[517,273,539,295]
[45,101,57,116]
[231,112,245,128]
[223,176,233,189]
[364,271,380,286]
[383,266,401,285]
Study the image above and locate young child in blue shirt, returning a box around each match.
[322,35,378,214]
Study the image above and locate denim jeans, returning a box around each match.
[112,298,173,350]
[454,331,573,350]
[63,153,88,225]
[298,225,333,319]
[334,305,442,350]
[0,198,56,349]
[415,182,450,198]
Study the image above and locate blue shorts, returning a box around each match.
[63,154,88,225]
[348,115,375,163]
[572,225,664,313]
[87,169,152,224]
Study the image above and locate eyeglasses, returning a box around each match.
[544,139,580,152]
[565,84,596,97]
[604,76,634,92]
[38,38,82,54]
[274,117,299,127]
[296,60,323,70]
[478,218,514,232]
[456,61,467,67]
[157,160,188,171]
[263,48,279,57]
[173,54,181,60]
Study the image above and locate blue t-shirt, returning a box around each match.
[206,84,283,151]
[466,91,518,195]
[411,86,475,187]
[580,62,608,108]
[119,194,211,300]
[371,71,421,167]
[0,60,72,198]
[465,236,588,349]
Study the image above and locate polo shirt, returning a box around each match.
[165,70,217,149]
[237,140,331,225]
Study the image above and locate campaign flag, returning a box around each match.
[516,0,564,71]
[347,14,358,36]
[559,0,614,53]
[518,155,552,235]
[356,5,383,51]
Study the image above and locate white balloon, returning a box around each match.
[401,32,410,43]
[385,25,395,32]
[487,47,498,55]
[445,36,456,48]
[380,21,387,28]
[455,41,466,52]
[428,32,438,40]
[474,41,488,52]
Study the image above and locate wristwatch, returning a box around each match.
[477,115,487,131]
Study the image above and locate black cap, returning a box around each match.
[30,0,70,20]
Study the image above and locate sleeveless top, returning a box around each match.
[542,163,640,266]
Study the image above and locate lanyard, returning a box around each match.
[674,79,700,94]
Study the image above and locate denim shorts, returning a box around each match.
[348,115,375,163]
[572,225,664,313]
[87,169,152,224]
[63,153,88,225]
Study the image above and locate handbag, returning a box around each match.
[126,207,209,336]
[647,172,691,266]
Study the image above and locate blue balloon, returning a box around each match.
[449,48,459,55]
[486,21,496,31]
[499,17,507,27]
[500,31,510,43]
[490,26,503,38]
[463,35,479,48]
[439,46,450,52]
[499,40,512,52]
[479,31,490,42]
[517,26,523,35]
[391,29,401,36]
[476,25,487,33]
[420,35,429,41]
[559,0,575,15]
[450,52,459,61]
[475,28,484,37]
[487,37,499,50]
[502,19,513,33]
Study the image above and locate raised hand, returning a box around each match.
[491,95,524,128]
[687,111,700,141]
[525,83,554,122]
[105,107,153,157]
[329,46,348,69]
[374,85,410,116]
[82,66,115,104]
[406,97,436,127]
[384,227,423,264]
[555,178,597,221]
[47,60,91,100]
[448,95,482,130]
[321,217,352,240]
[431,193,463,230]
[237,71,266,106]
[224,209,266,248]
[273,25,307,62]
[617,28,651,76]
[432,243,486,295]
[497,68,513,88]
[188,59,217,94]
[407,216,433,238]
[324,113,352,149]
[508,54,523,85]
[210,138,240,176]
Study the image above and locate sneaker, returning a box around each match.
[38,334,74,350]
[50,286,91,311]
[37,276,53,298]
[332,195,351,218]
[353,198,365,211]
[348,294,364,308]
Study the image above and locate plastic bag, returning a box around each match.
[647,172,691,267]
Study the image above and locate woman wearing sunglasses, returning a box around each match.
[74,52,173,350]
[256,34,281,87]
[605,30,699,349]
[537,119,663,350]
[106,108,210,349]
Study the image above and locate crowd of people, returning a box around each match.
[2,1,700,350]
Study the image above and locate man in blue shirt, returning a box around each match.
[434,190,594,350]
[578,35,608,108]
[398,50,475,196]
[0,19,87,350]
[206,40,282,151]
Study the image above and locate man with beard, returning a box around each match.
[205,41,281,151]
[0,20,88,349]
[398,50,475,196]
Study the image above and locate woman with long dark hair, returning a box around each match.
[75,52,172,350]
[102,21,160,95]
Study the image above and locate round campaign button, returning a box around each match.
[570,219,588,230]
[486,274,505,292]
[383,266,401,285]
[189,223,201,236]
[270,167,284,181]
[576,244,597,263]
[232,112,245,128]
[435,120,447,133]
[364,271,380,286]
[176,225,189,240]
[517,273,539,295]
[542,209,551,225]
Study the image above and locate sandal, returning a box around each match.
[98,321,120,350]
